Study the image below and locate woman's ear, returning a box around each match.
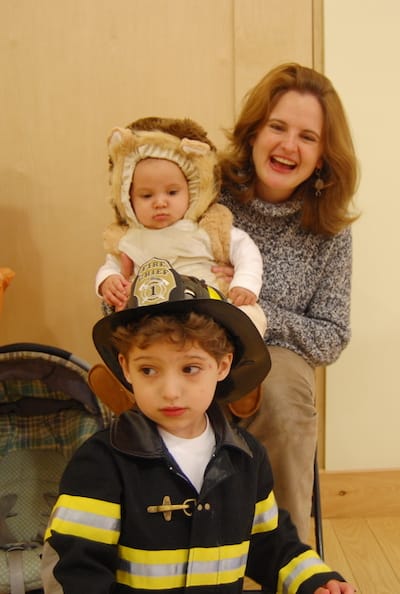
[118,353,131,384]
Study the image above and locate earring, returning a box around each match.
[314,168,324,197]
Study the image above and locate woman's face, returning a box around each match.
[251,90,324,203]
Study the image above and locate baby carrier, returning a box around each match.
[0,342,110,594]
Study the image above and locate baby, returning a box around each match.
[95,116,267,336]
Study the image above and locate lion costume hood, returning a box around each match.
[103,117,232,266]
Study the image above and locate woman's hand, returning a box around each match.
[314,580,356,593]
[211,264,234,285]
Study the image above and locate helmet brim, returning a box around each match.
[92,297,270,404]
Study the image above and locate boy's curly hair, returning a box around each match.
[111,311,234,363]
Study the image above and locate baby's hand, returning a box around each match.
[228,286,257,306]
[100,274,131,311]
[314,579,356,594]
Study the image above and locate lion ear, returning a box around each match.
[107,127,137,158]
[107,127,127,152]
[180,138,211,155]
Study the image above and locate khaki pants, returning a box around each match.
[240,346,317,543]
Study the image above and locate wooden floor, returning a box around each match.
[244,516,400,594]
[310,516,400,594]
[244,469,400,594]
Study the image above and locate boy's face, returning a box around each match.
[130,158,190,229]
[118,339,232,438]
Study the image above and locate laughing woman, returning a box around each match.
[214,62,359,543]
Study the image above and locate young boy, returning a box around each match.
[95,116,266,336]
[42,257,354,594]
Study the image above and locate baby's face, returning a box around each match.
[130,158,189,229]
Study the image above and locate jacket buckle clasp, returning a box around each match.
[147,495,197,521]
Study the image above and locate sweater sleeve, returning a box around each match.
[264,229,352,367]
[41,434,120,594]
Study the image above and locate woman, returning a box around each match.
[215,62,359,543]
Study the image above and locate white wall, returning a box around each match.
[324,0,400,469]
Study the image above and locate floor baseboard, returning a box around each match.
[319,468,400,518]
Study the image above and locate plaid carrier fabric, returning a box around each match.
[0,345,110,594]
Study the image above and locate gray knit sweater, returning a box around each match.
[221,193,352,367]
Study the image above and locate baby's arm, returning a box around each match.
[100,275,131,311]
[95,253,133,311]
[314,580,356,593]
[211,262,258,305]
[228,286,257,306]
[228,227,263,305]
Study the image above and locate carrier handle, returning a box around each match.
[7,547,25,594]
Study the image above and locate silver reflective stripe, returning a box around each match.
[282,556,328,594]
[253,504,277,528]
[119,559,187,577]
[120,553,247,578]
[117,542,249,589]
[188,553,248,575]
[53,506,120,532]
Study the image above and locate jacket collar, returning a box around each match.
[110,401,252,459]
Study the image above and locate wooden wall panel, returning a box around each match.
[233,0,315,113]
[0,0,233,362]
[231,0,327,464]
[0,0,320,374]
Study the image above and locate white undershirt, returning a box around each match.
[158,415,216,492]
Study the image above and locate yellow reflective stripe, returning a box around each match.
[251,491,278,534]
[187,542,249,586]
[117,541,249,590]
[44,494,120,545]
[277,550,333,594]
[119,547,184,590]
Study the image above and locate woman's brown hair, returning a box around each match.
[220,63,360,235]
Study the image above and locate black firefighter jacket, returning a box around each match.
[42,403,343,594]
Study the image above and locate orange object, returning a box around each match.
[228,385,261,418]
[88,363,134,415]
[0,267,15,316]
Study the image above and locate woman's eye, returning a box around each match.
[302,134,317,142]
[268,120,284,130]
[141,367,155,376]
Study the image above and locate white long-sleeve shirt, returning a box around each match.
[95,219,263,298]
